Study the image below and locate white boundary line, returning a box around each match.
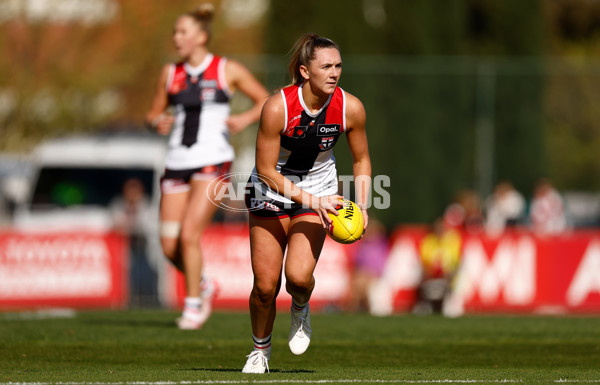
[1,380,600,385]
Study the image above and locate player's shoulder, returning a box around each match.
[161,61,185,75]
[159,62,174,74]
[341,89,365,117]
[262,90,285,114]
[259,91,287,133]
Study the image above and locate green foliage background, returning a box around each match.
[262,0,547,225]
[2,0,600,227]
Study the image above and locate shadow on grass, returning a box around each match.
[185,368,316,374]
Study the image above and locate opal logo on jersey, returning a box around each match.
[317,124,340,136]
[200,80,218,88]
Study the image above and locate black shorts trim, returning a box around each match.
[160,162,232,194]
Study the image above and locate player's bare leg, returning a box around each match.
[159,190,189,271]
[243,215,288,373]
[173,178,221,330]
[285,215,326,355]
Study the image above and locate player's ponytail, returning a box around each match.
[186,3,215,43]
[288,33,340,85]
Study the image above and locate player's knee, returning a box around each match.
[160,238,178,261]
[160,221,181,259]
[160,221,181,239]
[252,281,278,305]
[285,273,314,293]
[179,226,201,250]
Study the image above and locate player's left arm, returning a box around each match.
[224,59,270,134]
[345,92,372,230]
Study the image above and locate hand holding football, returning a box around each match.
[327,199,364,244]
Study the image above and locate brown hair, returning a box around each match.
[288,33,340,85]
[185,3,215,43]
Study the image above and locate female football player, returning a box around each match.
[242,33,371,373]
[145,3,269,330]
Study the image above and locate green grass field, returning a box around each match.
[1,309,599,384]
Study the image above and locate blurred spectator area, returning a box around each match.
[563,191,600,228]
[0,153,33,225]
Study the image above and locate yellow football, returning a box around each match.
[327,199,364,244]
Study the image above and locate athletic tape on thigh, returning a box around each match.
[160,221,181,238]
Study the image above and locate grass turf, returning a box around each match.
[1,310,599,384]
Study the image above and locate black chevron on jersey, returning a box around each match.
[167,73,229,148]
[280,109,341,179]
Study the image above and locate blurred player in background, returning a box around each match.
[414,217,461,315]
[484,181,526,237]
[347,219,389,313]
[529,178,567,235]
[145,3,269,330]
[241,33,371,373]
[110,178,158,308]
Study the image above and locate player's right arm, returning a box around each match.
[145,64,175,136]
[255,94,341,227]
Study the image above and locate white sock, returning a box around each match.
[184,296,203,311]
[253,334,272,358]
[292,299,307,312]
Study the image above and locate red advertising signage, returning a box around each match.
[375,227,600,315]
[1,225,599,314]
[456,230,600,313]
[0,231,128,309]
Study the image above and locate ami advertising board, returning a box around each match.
[370,227,600,315]
[1,225,599,314]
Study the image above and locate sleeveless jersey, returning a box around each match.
[164,53,233,170]
[251,83,347,204]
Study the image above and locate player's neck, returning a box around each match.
[301,83,330,114]
[186,48,210,68]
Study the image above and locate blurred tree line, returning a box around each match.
[263,0,600,226]
[0,0,267,149]
[1,0,600,226]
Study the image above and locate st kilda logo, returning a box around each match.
[317,124,340,150]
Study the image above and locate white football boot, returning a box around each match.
[176,308,202,330]
[176,278,219,330]
[242,350,270,374]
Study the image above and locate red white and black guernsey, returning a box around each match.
[164,53,233,170]
[251,83,347,204]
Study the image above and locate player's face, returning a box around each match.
[306,47,342,95]
[172,16,205,57]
